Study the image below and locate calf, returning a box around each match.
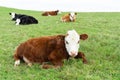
[42,10,59,16]
[14,30,88,69]
[61,12,77,22]
[9,12,38,25]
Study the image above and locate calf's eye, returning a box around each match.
[66,41,69,44]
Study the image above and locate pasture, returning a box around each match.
[0,7,120,80]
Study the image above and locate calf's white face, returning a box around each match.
[65,30,80,57]
[69,12,76,21]
[11,12,15,19]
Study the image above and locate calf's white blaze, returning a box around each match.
[65,30,80,57]
[11,12,15,19]
[70,12,76,21]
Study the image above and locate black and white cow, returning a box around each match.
[9,12,38,25]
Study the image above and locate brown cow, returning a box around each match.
[42,10,59,16]
[14,30,88,69]
[61,12,77,22]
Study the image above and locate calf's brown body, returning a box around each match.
[42,10,59,16]
[61,13,77,22]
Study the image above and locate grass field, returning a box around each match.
[0,7,120,80]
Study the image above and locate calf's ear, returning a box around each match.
[56,10,59,12]
[80,34,88,40]
[9,13,11,15]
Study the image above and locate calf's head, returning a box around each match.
[65,30,88,57]
[69,12,77,21]
[55,10,59,13]
[9,12,16,20]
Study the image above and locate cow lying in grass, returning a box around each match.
[9,12,38,25]
[41,10,59,16]
[14,30,88,69]
[61,12,77,22]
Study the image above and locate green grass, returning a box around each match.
[0,7,120,80]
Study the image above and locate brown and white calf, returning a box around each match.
[42,10,59,16]
[61,12,77,22]
[14,30,88,69]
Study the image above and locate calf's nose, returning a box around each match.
[70,51,77,57]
